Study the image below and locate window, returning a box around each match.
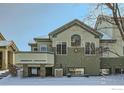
[102,47,109,57]
[56,42,67,54]
[62,42,66,54]
[71,34,81,46]
[57,44,61,54]
[91,43,95,54]
[40,45,47,52]
[85,42,95,55]
[68,68,84,76]
[85,42,90,54]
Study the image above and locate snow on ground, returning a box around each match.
[0,70,9,75]
[1,74,124,85]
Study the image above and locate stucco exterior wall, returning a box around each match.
[52,25,100,48]
[54,48,100,75]
[100,42,120,57]
[100,57,124,74]
[97,20,124,57]
[50,25,101,75]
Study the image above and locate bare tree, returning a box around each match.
[105,3,124,41]
[83,3,124,57]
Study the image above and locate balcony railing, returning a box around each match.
[15,52,54,65]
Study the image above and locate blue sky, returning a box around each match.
[0,3,92,51]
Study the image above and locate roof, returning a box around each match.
[100,39,117,43]
[34,35,49,40]
[0,33,6,40]
[28,40,37,46]
[49,19,103,38]
[28,43,37,46]
[0,41,12,46]
[35,35,49,39]
[0,40,19,51]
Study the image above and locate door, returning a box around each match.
[0,52,2,69]
[28,67,40,77]
[46,67,52,76]
[115,68,121,74]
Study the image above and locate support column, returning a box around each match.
[12,52,15,65]
[0,51,2,69]
[111,67,115,74]
[9,51,13,65]
[40,64,46,77]
[2,50,8,69]
[23,64,28,77]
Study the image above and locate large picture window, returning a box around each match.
[85,42,95,55]
[56,42,67,54]
[71,34,81,46]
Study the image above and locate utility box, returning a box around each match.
[17,69,23,78]
[54,68,63,77]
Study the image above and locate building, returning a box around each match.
[96,15,124,75]
[0,33,18,70]
[15,16,124,77]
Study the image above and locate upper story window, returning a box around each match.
[91,43,95,54]
[85,42,90,54]
[56,42,67,55]
[102,47,109,57]
[71,34,81,47]
[99,46,110,57]
[40,45,47,52]
[85,42,95,55]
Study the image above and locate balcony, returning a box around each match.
[15,52,54,65]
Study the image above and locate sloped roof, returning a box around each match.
[34,35,49,39]
[28,40,37,46]
[0,33,6,40]
[0,40,19,51]
[34,35,50,41]
[0,41,11,46]
[100,39,117,43]
[49,19,103,38]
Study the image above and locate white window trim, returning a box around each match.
[56,41,68,55]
